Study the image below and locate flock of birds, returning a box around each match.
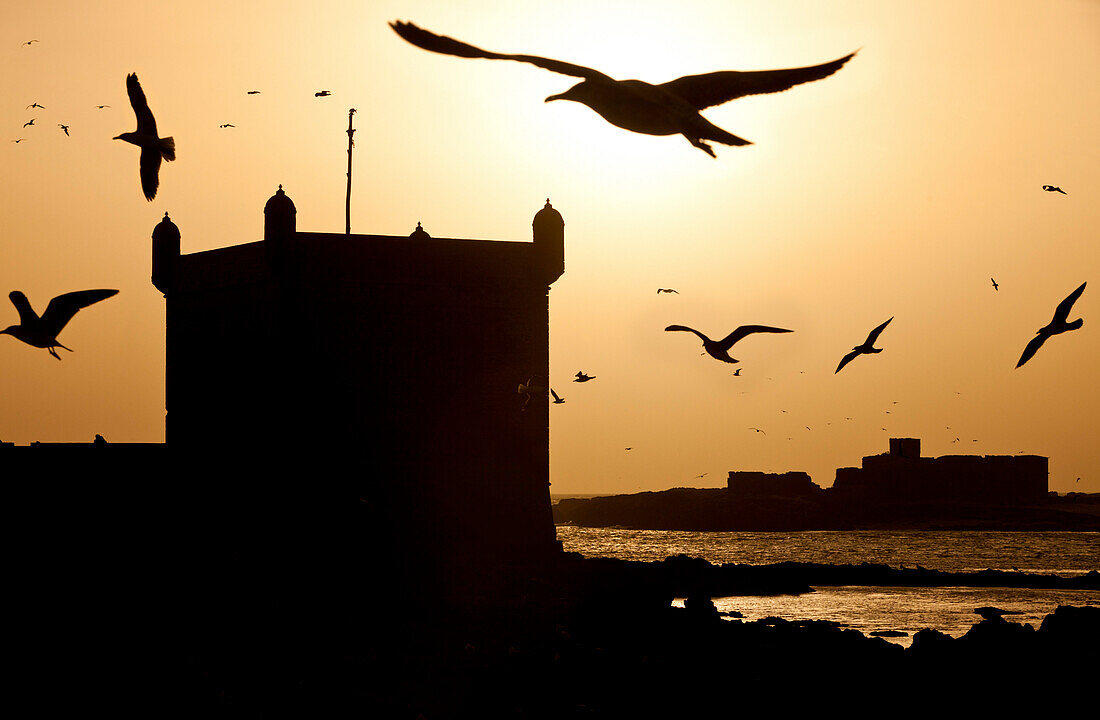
[3,25,1089,402]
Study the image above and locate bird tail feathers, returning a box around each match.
[160,137,175,162]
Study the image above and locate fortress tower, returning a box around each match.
[151,189,566,597]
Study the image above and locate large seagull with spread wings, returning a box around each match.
[114,73,175,200]
[390,21,856,157]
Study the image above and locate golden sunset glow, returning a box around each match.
[2,0,1097,494]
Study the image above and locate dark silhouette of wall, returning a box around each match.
[727,471,819,498]
[833,438,1047,505]
[150,190,566,599]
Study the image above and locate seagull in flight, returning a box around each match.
[991,277,998,291]
[58,124,69,136]
[95,105,111,109]
[219,123,235,128]
[113,73,175,201]
[26,102,45,109]
[11,138,26,144]
[315,90,332,97]
[749,427,766,435]
[246,90,261,95]
[551,389,566,404]
[657,288,679,294]
[1042,185,1067,195]
[1016,282,1086,368]
[517,378,547,410]
[390,20,857,157]
[665,324,793,364]
[23,119,35,128]
[835,317,893,374]
[22,40,39,46]
[1,289,118,360]
[574,371,596,382]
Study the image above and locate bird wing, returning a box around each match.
[390,21,613,81]
[660,51,857,110]
[40,289,118,336]
[126,73,158,135]
[8,291,39,325]
[1016,331,1049,368]
[551,389,561,402]
[717,325,794,350]
[1051,282,1086,323]
[835,349,861,374]
[139,146,162,201]
[864,316,893,345]
[665,324,710,343]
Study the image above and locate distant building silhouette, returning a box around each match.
[727,471,818,498]
[150,188,567,597]
[832,438,1047,505]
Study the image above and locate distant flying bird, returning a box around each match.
[58,124,69,136]
[22,40,38,46]
[95,105,111,109]
[574,371,596,382]
[656,288,679,294]
[665,324,793,364]
[246,90,261,95]
[991,277,998,291]
[23,119,35,128]
[550,389,565,404]
[835,317,893,374]
[26,102,45,109]
[749,427,766,435]
[517,378,546,410]
[315,90,332,97]
[114,73,175,201]
[389,20,857,157]
[1,289,118,360]
[11,138,26,143]
[732,368,741,376]
[1042,185,1066,195]
[1015,282,1086,368]
[219,123,235,128]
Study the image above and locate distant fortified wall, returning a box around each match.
[832,438,1047,505]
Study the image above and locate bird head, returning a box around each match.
[545,82,590,105]
[1,325,18,338]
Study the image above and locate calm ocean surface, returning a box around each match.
[555,526,1100,646]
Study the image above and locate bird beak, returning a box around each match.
[544,93,563,103]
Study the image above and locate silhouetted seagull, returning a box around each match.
[247,90,261,95]
[23,119,35,128]
[991,277,998,291]
[749,427,766,435]
[390,20,857,157]
[732,368,741,376]
[1,289,118,360]
[114,73,175,201]
[657,288,679,294]
[551,389,565,404]
[26,102,45,109]
[517,378,546,410]
[835,317,893,374]
[665,324,793,363]
[315,90,332,97]
[574,371,596,382]
[1015,282,1086,368]
[22,40,38,46]
[58,124,69,136]
[95,105,111,109]
[219,123,235,128]
[1042,185,1066,194]
[11,139,26,144]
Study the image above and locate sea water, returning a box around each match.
[556,526,1100,646]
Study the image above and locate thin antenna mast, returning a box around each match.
[346,108,356,235]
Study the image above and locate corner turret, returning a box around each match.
[151,211,180,294]
[532,199,564,284]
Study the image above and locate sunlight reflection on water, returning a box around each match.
[558,527,1100,646]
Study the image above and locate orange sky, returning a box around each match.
[2,0,1097,493]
